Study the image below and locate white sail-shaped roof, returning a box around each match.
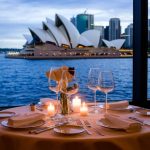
[102,39,113,48]
[29,28,57,44]
[43,22,70,46]
[102,39,125,50]
[78,35,93,47]
[81,30,101,48]
[111,39,125,49]
[55,14,80,48]
[23,34,33,44]
[46,18,55,26]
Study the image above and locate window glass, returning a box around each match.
[0,0,133,106]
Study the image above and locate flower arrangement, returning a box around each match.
[46,66,77,115]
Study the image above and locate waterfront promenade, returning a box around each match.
[5,55,133,59]
[5,47,133,59]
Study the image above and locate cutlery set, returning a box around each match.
[83,120,105,136]
[76,119,104,136]
[76,119,92,135]
[29,119,104,136]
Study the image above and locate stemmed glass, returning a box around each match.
[59,69,78,122]
[60,69,79,109]
[48,67,61,116]
[87,68,100,113]
[98,71,114,113]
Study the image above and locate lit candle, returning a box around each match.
[72,96,81,113]
[47,103,55,116]
[80,102,88,116]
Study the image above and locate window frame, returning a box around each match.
[132,0,149,107]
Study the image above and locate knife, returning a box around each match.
[129,117,150,126]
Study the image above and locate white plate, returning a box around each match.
[97,118,126,130]
[136,109,150,116]
[99,104,133,111]
[1,120,45,129]
[0,111,16,118]
[54,125,85,135]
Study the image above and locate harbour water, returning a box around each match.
[0,54,150,107]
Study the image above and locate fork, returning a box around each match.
[84,120,105,136]
[76,119,92,135]
[84,120,91,127]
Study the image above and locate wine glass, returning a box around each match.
[87,68,100,113]
[48,67,61,116]
[98,71,114,113]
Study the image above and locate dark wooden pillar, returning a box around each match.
[132,0,148,107]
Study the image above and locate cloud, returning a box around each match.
[0,38,25,48]
[0,0,133,48]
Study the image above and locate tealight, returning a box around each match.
[47,103,55,116]
[80,102,88,116]
[72,96,81,113]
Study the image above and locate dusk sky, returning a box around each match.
[0,0,142,48]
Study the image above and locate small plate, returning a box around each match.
[54,125,85,135]
[97,118,126,130]
[0,111,16,118]
[136,109,150,116]
[99,104,133,111]
[1,120,45,129]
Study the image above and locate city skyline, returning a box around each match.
[0,0,149,48]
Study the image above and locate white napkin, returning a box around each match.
[104,114,141,132]
[8,113,45,127]
[105,100,129,109]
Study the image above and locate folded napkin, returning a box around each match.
[104,114,141,132]
[105,100,129,109]
[8,113,45,127]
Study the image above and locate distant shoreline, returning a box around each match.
[5,55,133,59]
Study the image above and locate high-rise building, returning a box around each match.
[148,19,150,41]
[76,14,94,34]
[124,23,133,49]
[94,25,104,39]
[109,18,121,41]
[70,16,76,26]
[104,26,109,40]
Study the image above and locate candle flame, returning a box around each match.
[47,103,55,111]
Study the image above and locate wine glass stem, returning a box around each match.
[94,90,96,111]
[105,93,108,113]
[56,92,59,114]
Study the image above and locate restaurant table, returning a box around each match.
[0,105,150,150]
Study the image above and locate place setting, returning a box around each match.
[1,113,46,129]
[96,113,142,133]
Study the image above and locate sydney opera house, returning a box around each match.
[7,14,128,58]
